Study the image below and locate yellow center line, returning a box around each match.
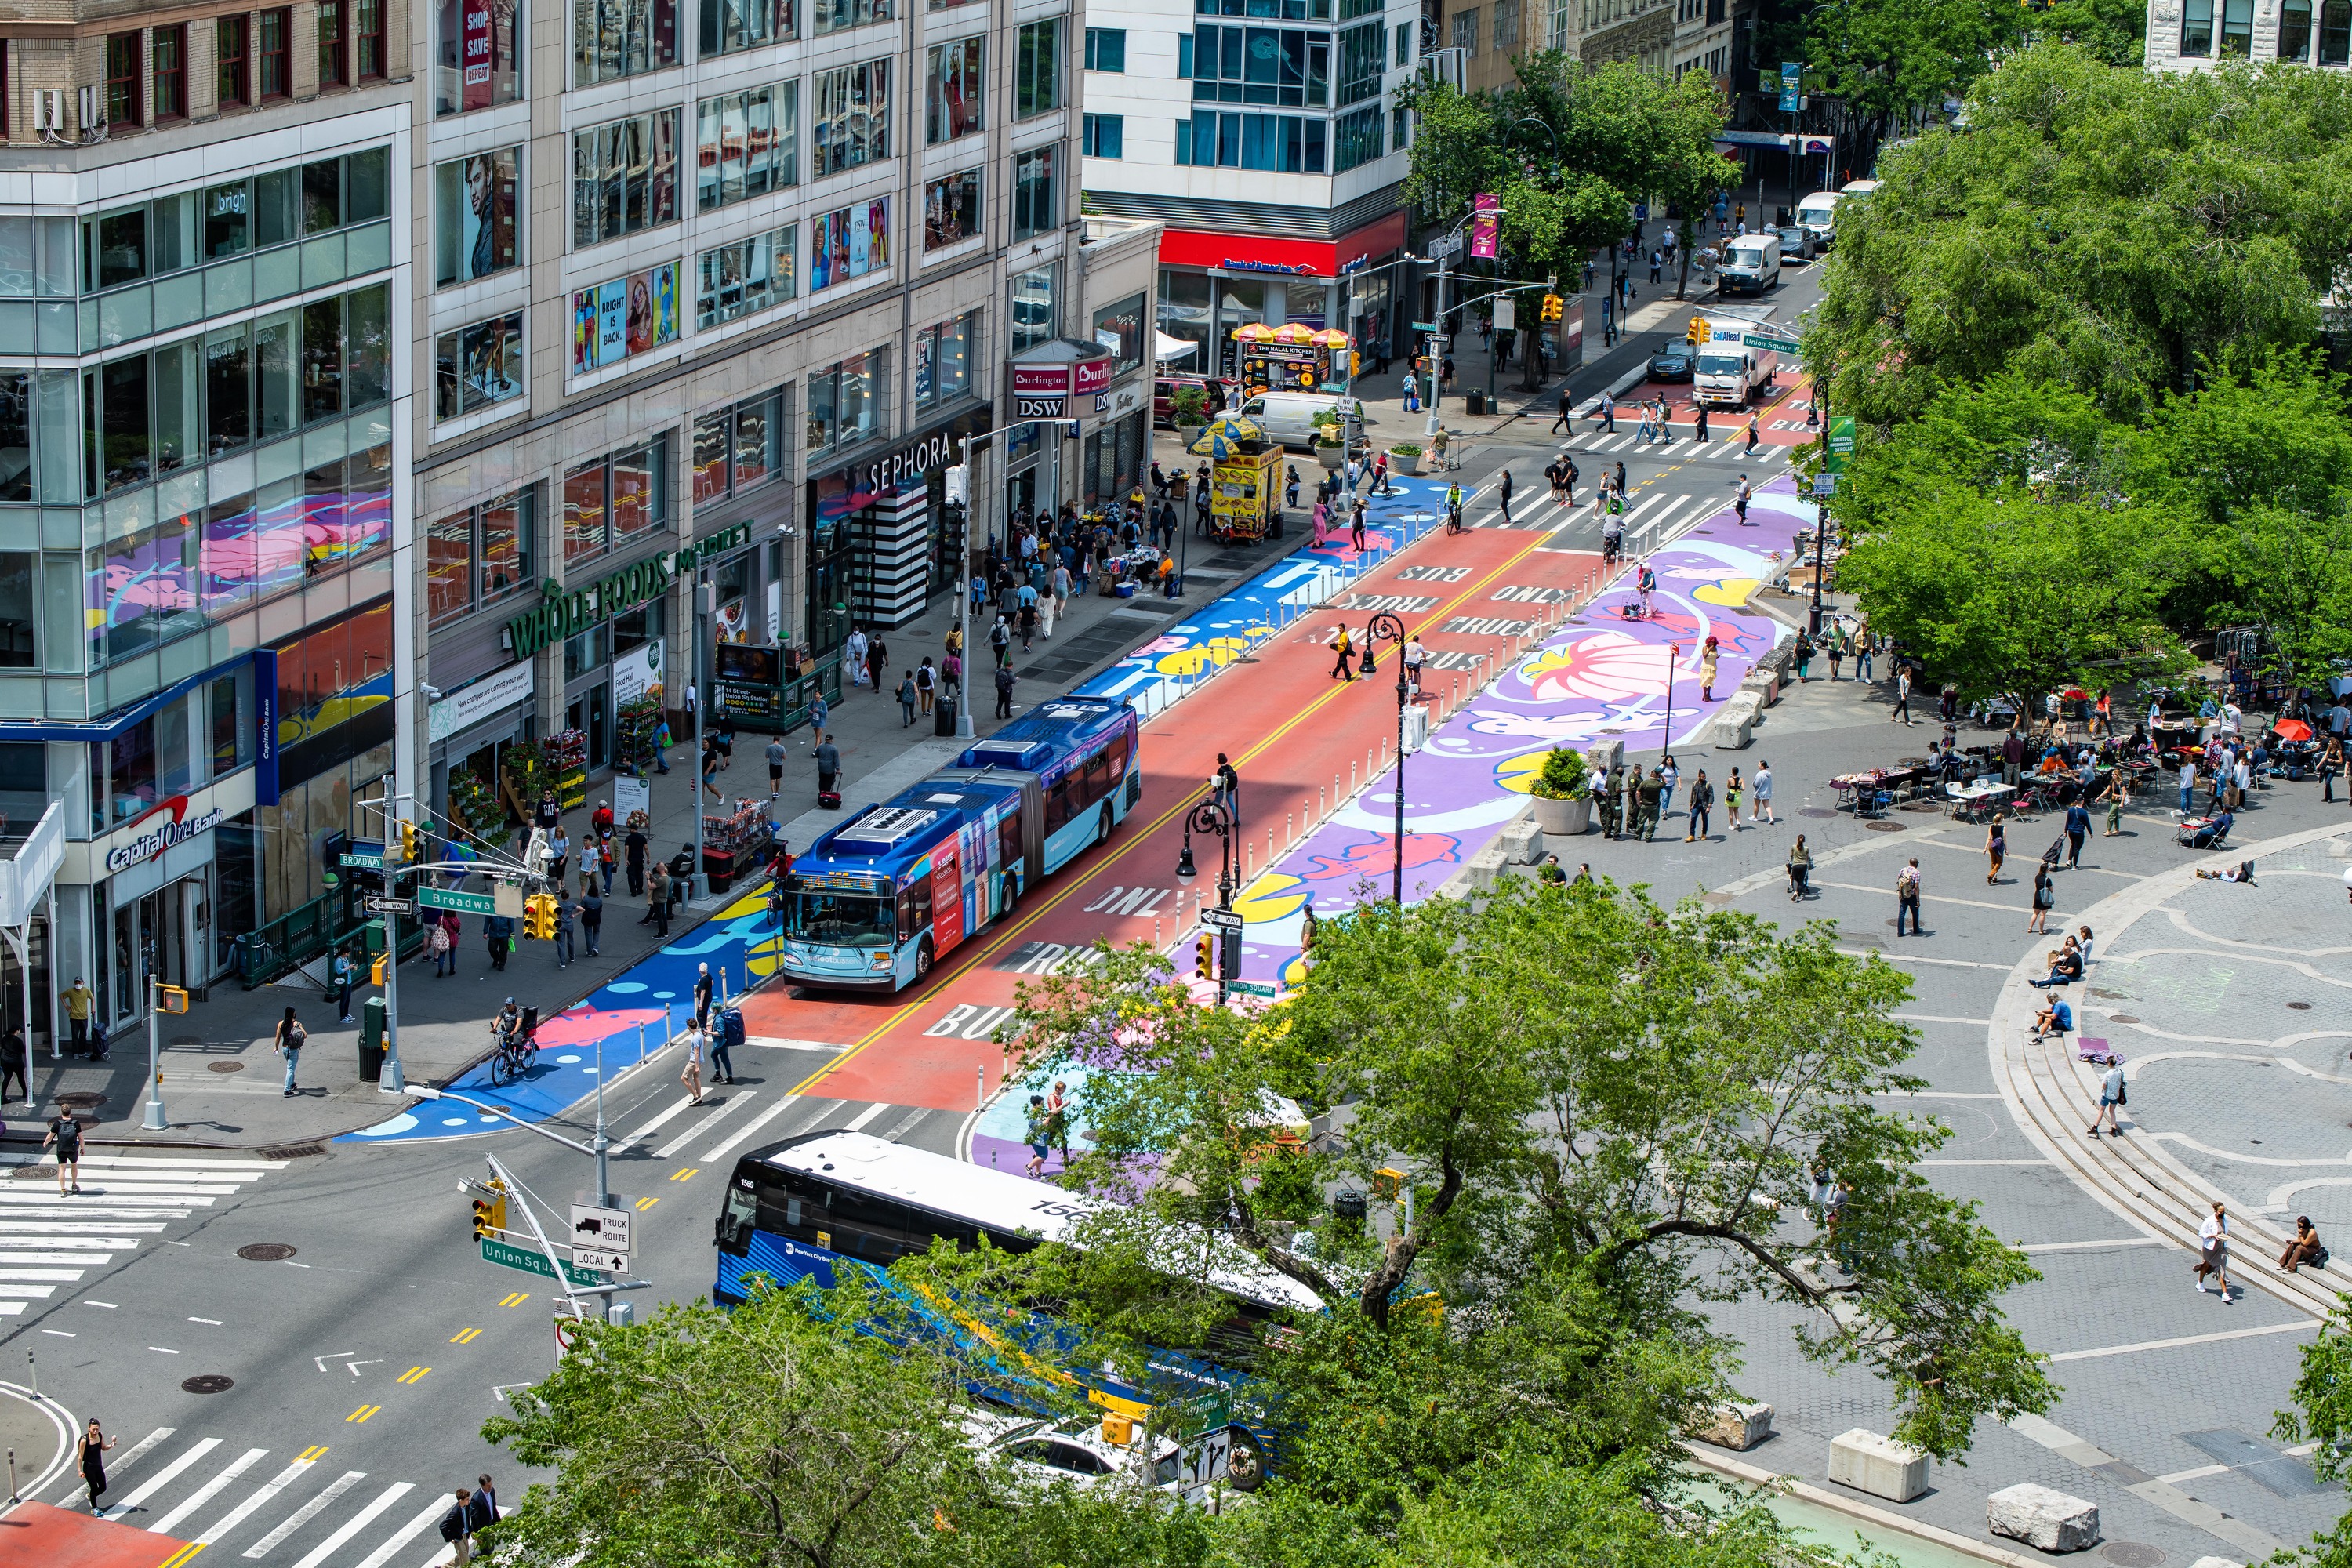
[787,525,1563,1101]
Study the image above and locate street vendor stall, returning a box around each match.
[1189,414,1283,546]
[1230,323,1355,397]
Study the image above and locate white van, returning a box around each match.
[1240,391,1365,452]
[1795,189,1839,246]
[1719,232,1781,296]
[1838,178,1881,205]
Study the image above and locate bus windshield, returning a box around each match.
[786,889,895,947]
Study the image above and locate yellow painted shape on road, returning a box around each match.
[157,1544,207,1568]
[394,1366,430,1385]
[296,1445,330,1463]
[346,1405,380,1424]
[633,1196,659,1211]
[668,1167,699,1182]
[498,1292,531,1308]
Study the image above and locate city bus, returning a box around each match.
[775,695,1142,990]
[712,1130,1319,1486]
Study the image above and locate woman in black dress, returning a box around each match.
[78,1417,116,1511]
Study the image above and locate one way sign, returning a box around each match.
[571,1205,632,1253]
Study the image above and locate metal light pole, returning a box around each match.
[1174,800,1237,1005]
[142,973,165,1130]
[592,1033,610,1207]
[1664,641,1682,757]
[379,794,408,1094]
[1363,612,1407,905]
[691,579,710,898]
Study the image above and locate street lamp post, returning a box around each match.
[1362,612,1409,905]
[1174,800,1237,1004]
[1664,641,1683,758]
[1422,205,1503,449]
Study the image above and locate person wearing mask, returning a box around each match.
[644,862,672,937]
[815,732,841,800]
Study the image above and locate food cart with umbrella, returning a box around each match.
[1190,413,1283,546]
[1231,322,1356,397]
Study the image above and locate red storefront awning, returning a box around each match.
[1159,209,1410,279]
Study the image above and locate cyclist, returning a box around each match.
[492,999,522,1050]
[1445,482,1465,534]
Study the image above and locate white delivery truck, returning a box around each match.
[1795,189,1840,247]
[1719,232,1781,296]
[1691,310,1780,409]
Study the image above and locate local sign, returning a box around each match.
[1201,907,1244,931]
[1748,333,1802,355]
[103,794,227,874]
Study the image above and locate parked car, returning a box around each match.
[1647,346,1696,383]
[1153,375,1238,428]
[1774,225,1818,263]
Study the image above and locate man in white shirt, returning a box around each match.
[2087,1054,2125,1138]
[2195,1201,2233,1301]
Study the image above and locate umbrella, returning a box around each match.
[1189,414,1263,459]
[1270,323,1316,343]
[1309,328,1352,347]
[1153,331,1200,362]
[2277,718,2314,742]
[1231,323,1276,343]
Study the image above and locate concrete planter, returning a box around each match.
[1315,444,1345,470]
[1388,450,1422,476]
[1530,794,1591,836]
[1177,425,1207,450]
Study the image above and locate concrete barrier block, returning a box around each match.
[1496,810,1544,865]
[1585,739,1624,776]
[1690,1402,1775,1450]
[1826,1428,1929,1503]
[2188,1557,2245,1568]
[1987,1483,2100,1552]
[1709,692,1759,749]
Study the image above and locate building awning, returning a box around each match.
[1160,209,1410,281]
[1155,332,1200,361]
[0,801,64,930]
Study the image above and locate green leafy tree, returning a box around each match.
[1808,45,2352,426]
[1006,877,2054,1490]
[2274,1296,2352,1568]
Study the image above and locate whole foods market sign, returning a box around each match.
[506,524,751,659]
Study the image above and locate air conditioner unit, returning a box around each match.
[31,89,64,133]
[78,85,103,132]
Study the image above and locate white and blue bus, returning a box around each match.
[713,1131,1319,1485]
[775,695,1142,990]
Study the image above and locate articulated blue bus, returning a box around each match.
[776,695,1142,991]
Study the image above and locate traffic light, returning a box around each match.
[1686,317,1709,347]
[1196,930,1215,979]
[398,819,419,865]
[522,893,557,939]
[1540,293,1563,325]
[470,1181,507,1241]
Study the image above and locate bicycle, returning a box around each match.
[485,1009,539,1087]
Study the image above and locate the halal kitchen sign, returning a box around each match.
[506,524,752,659]
[106,795,227,873]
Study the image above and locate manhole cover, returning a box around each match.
[182,1375,234,1395]
[56,1091,106,1109]
[2109,1015,2140,1024]
[1801,808,1837,818]
[207,1060,245,1073]
[235,1243,298,1262]
[2103,1544,2165,1568]
[1867,821,1905,832]
[2290,1002,2314,1011]
[11,1164,54,1179]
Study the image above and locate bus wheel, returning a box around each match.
[914,936,934,982]
[1223,1429,1266,1493]
[1098,802,1115,843]
[1002,872,1020,918]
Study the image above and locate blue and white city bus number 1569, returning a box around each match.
[776,695,1142,990]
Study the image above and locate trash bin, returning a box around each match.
[359,995,387,1083]
[935,705,957,736]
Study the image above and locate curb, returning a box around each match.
[1683,1443,2049,1568]
[0,1378,75,1512]
[1991,815,2352,1323]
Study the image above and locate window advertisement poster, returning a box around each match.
[597,280,629,365]
[810,198,891,292]
[572,262,680,373]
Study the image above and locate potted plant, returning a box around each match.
[1311,410,1346,470]
[1388,442,1424,477]
[1527,746,1592,836]
[1171,386,1210,446]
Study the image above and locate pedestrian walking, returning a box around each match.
[815,732,840,799]
[1892,666,1913,725]
[1403,637,1426,697]
[332,948,356,1023]
[1826,627,1844,681]
[1591,391,1616,432]
[1793,631,1813,682]
[469,1475,500,1559]
[579,881,603,958]
[1896,858,1923,935]
[693,960,715,1029]
[1657,754,1679,819]
[682,1020,706,1105]
[1497,468,1514,525]
[2029,861,2055,934]
[1684,769,1714,841]
[994,662,1018,718]
[432,914,458,976]
[546,825,570,889]
[1024,1093,1053,1178]
[625,825,648,895]
[710,1012,737,1085]
[2195,1201,2234,1301]
[1744,413,1760,456]
[0,1025,26,1104]
[77,1418,116,1512]
[1786,833,1813,900]
[552,888,575,967]
[767,737,787,795]
[644,862,672,937]
[437,1488,476,1566]
[485,912,514,971]
[274,1006,306,1096]
[1330,624,1356,681]
[1986,813,2008,884]
[43,1103,83,1194]
[897,670,918,726]
[2088,1054,2125,1138]
[1733,473,1752,525]
[2179,757,2198,816]
[64,975,93,1056]
[1726,766,1743,826]
[1351,496,1369,553]
[1751,759,1774,825]
[1214,753,1240,822]
[1552,387,1574,434]
[2101,768,2129,835]
[2064,800,2091,869]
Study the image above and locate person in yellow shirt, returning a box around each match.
[64,978,94,1057]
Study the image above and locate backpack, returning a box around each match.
[721,1007,746,1049]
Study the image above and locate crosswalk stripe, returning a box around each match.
[150,1446,267,1534]
[106,1436,221,1519]
[247,1468,365,1557]
[0,1266,91,1279]
[0,1283,58,1298]
[0,1192,216,1206]
[285,1481,413,1568]
[701,1094,803,1164]
[9,1222,167,1235]
[196,1454,317,1544]
[612,1094,702,1154]
[653,1093,760,1160]
[349,1495,448,1568]
[0,1234,140,1247]
[0,1207,198,1220]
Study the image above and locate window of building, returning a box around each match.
[570,260,681,374]
[1492,0,1516,50]
[1334,104,1381,171]
[564,439,668,564]
[1196,0,1331,16]
[218,16,252,106]
[1338,20,1381,105]
[426,489,533,625]
[1190,25,1330,107]
[1391,103,1410,150]
[434,310,524,420]
[1082,113,1122,158]
[700,0,793,55]
[105,34,141,127]
[923,168,979,249]
[1092,292,1143,378]
[811,59,889,175]
[2282,0,2313,58]
[691,388,785,502]
[153,27,187,119]
[695,224,796,327]
[1084,27,1124,71]
[2325,0,2351,63]
[1180,111,1325,172]
[804,353,878,454]
[1016,17,1062,118]
[575,0,678,85]
[2179,0,2212,54]
[437,0,523,111]
[434,146,523,285]
[0,376,27,502]
[813,0,888,35]
[913,310,975,409]
[698,82,796,209]
[1012,143,1058,239]
[75,150,385,293]
[259,9,292,99]
[2220,0,2253,53]
[572,111,681,247]
[1010,263,1054,354]
[318,1,347,85]
[0,554,29,669]
[358,0,388,76]
[1450,7,1477,53]
[927,37,982,143]
[1394,20,1410,64]
[808,198,888,290]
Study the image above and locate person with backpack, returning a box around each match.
[274,1007,306,1098]
[1895,858,1923,935]
[437,1487,476,1566]
[710,1007,739,1085]
[578,878,604,959]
